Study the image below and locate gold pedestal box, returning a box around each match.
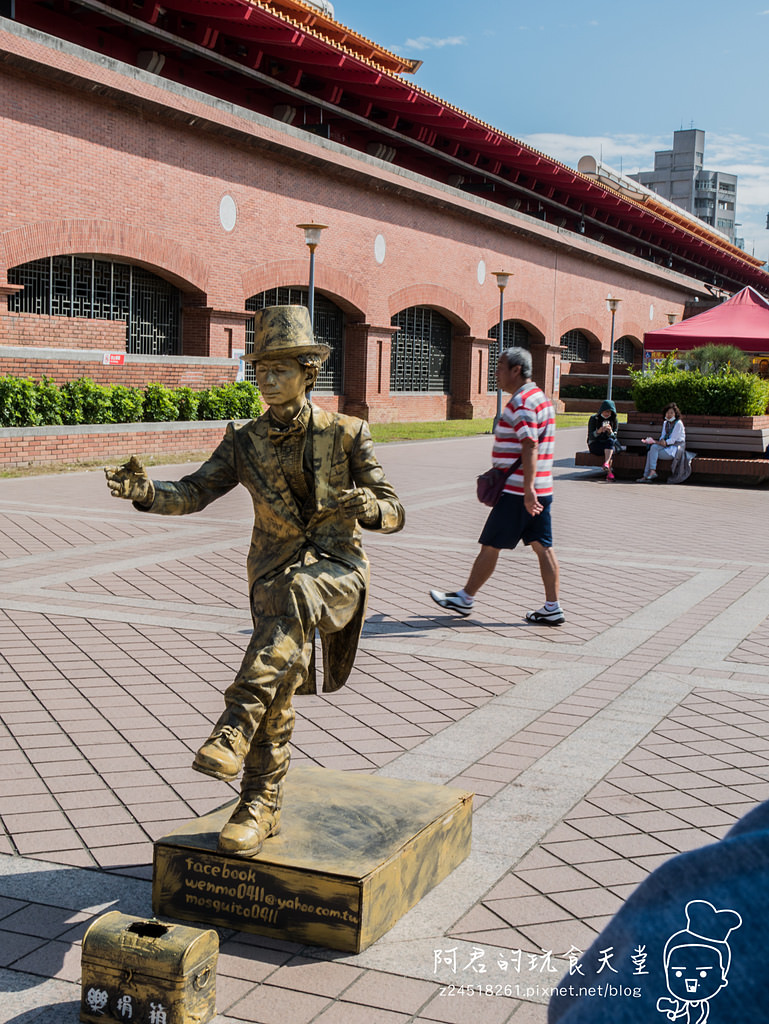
[153,765,473,953]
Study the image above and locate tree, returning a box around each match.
[681,344,751,375]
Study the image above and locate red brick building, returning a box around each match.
[1,0,767,421]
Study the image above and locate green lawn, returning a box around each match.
[369,412,625,443]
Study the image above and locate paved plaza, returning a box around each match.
[2,426,769,1023]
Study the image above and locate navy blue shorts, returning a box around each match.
[478,493,553,550]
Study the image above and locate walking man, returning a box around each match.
[429,346,563,624]
[105,305,404,856]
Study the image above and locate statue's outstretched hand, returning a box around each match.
[104,455,154,505]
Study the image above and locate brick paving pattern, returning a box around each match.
[1,428,769,1023]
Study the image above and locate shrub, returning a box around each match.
[34,376,63,425]
[195,385,227,421]
[175,386,200,422]
[109,385,144,423]
[0,376,38,426]
[0,375,263,426]
[630,365,769,416]
[60,378,113,425]
[142,382,179,422]
[197,382,263,420]
[218,381,263,419]
[227,381,263,419]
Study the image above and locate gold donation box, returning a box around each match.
[153,765,473,953]
[80,912,218,1024]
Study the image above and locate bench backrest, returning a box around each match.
[618,423,769,453]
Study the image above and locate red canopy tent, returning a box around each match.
[644,287,769,354]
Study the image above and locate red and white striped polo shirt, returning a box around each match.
[492,382,555,497]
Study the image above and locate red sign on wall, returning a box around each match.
[102,352,125,366]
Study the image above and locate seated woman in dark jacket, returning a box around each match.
[587,399,620,480]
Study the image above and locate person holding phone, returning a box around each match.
[587,399,620,480]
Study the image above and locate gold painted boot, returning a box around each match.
[192,724,250,781]
[218,798,281,858]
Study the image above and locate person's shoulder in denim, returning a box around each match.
[548,799,769,1023]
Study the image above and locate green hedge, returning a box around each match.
[0,376,263,428]
[630,366,769,416]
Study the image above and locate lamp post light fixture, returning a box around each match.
[492,271,512,429]
[666,312,677,325]
[296,222,328,324]
[605,295,621,401]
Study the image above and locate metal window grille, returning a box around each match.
[7,256,180,354]
[487,320,532,391]
[130,267,180,355]
[244,288,344,393]
[560,329,590,363]
[614,336,635,365]
[390,306,452,392]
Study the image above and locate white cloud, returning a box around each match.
[520,132,669,173]
[519,130,769,261]
[403,36,466,51]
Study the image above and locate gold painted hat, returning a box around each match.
[243,305,330,363]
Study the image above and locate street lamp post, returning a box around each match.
[492,271,512,429]
[605,295,621,401]
[296,222,328,324]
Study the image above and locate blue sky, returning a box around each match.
[335,0,769,261]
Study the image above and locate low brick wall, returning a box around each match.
[0,420,238,470]
[627,412,769,428]
[561,398,635,414]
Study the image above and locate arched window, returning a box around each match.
[7,256,180,355]
[614,336,636,365]
[560,329,590,363]
[390,306,452,392]
[487,320,532,391]
[245,287,344,393]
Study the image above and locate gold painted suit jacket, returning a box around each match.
[139,405,404,693]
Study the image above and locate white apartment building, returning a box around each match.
[631,129,740,246]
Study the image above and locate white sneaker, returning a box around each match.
[429,589,473,617]
[525,606,565,626]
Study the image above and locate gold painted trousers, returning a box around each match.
[218,548,365,809]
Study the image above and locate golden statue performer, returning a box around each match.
[105,306,404,857]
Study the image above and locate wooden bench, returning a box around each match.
[574,449,769,483]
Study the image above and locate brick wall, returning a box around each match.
[0,312,127,350]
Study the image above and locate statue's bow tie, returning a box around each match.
[268,421,305,443]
